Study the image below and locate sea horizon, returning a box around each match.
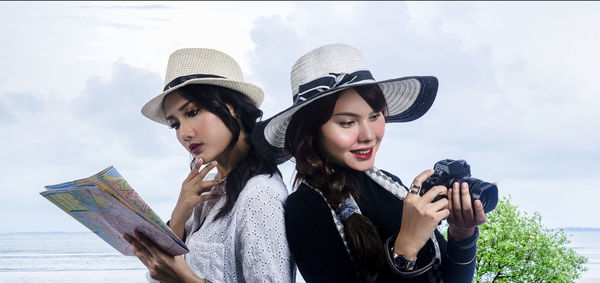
[1,229,598,282]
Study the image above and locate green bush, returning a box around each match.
[475,197,587,282]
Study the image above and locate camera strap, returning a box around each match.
[301,167,443,277]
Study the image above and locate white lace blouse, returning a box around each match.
[149,173,295,283]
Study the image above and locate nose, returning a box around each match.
[179,122,195,141]
[357,122,375,143]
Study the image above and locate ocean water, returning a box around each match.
[0,232,147,282]
[566,229,600,283]
[0,229,598,282]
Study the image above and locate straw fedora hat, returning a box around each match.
[252,43,438,164]
[141,48,264,125]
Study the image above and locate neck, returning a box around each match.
[215,131,250,179]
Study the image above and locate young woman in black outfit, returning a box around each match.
[253,43,488,282]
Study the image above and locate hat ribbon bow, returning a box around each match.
[164,74,226,91]
[293,70,374,104]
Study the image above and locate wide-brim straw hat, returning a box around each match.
[141,48,264,125]
[252,43,438,164]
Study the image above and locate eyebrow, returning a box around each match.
[333,112,360,118]
[332,111,379,118]
[165,100,193,121]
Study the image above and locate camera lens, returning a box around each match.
[461,177,498,213]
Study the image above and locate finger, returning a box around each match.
[452,182,464,224]
[406,169,435,200]
[473,200,487,225]
[435,208,450,221]
[185,159,204,181]
[405,184,421,200]
[428,196,449,212]
[191,160,218,182]
[447,187,454,220]
[123,233,153,267]
[421,185,447,204]
[124,233,149,254]
[191,179,222,195]
[412,169,435,188]
[196,193,222,202]
[460,182,474,220]
[133,230,162,255]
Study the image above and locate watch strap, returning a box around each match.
[384,235,438,279]
[391,246,416,270]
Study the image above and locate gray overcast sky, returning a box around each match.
[1,2,598,232]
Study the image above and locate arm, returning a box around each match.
[123,231,204,283]
[441,181,487,282]
[236,176,295,283]
[393,170,450,263]
[285,185,359,283]
[125,160,221,283]
[170,160,222,239]
[440,227,478,282]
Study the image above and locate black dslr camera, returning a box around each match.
[421,159,498,213]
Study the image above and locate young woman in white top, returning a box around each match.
[123,48,295,283]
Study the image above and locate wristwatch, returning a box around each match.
[391,246,417,271]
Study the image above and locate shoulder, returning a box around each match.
[286,183,327,211]
[238,173,288,205]
[285,184,333,226]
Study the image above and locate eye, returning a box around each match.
[185,109,199,118]
[369,113,381,121]
[169,122,180,130]
[339,121,355,128]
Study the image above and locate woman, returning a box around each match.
[124,48,295,283]
[253,44,487,282]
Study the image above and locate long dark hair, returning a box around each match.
[175,84,280,220]
[285,85,388,280]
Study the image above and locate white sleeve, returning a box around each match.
[235,175,295,283]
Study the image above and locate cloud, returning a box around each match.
[0,91,45,122]
[80,4,171,10]
[246,15,304,118]
[244,2,600,228]
[1,59,192,232]
[2,2,599,232]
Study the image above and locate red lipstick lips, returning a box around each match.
[189,143,202,154]
[351,147,373,160]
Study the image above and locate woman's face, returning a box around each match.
[319,88,385,172]
[163,91,232,164]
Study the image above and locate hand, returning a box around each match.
[394,169,450,260]
[170,158,223,239]
[123,230,202,283]
[447,182,487,241]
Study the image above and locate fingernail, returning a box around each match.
[212,160,218,166]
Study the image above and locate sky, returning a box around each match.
[1,1,598,233]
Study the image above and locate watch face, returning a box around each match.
[394,254,408,268]
[393,253,416,270]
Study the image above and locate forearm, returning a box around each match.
[442,227,478,283]
[167,217,186,240]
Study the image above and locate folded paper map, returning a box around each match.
[40,166,188,256]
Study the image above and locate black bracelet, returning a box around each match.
[448,227,479,249]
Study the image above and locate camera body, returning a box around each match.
[421,159,498,213]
